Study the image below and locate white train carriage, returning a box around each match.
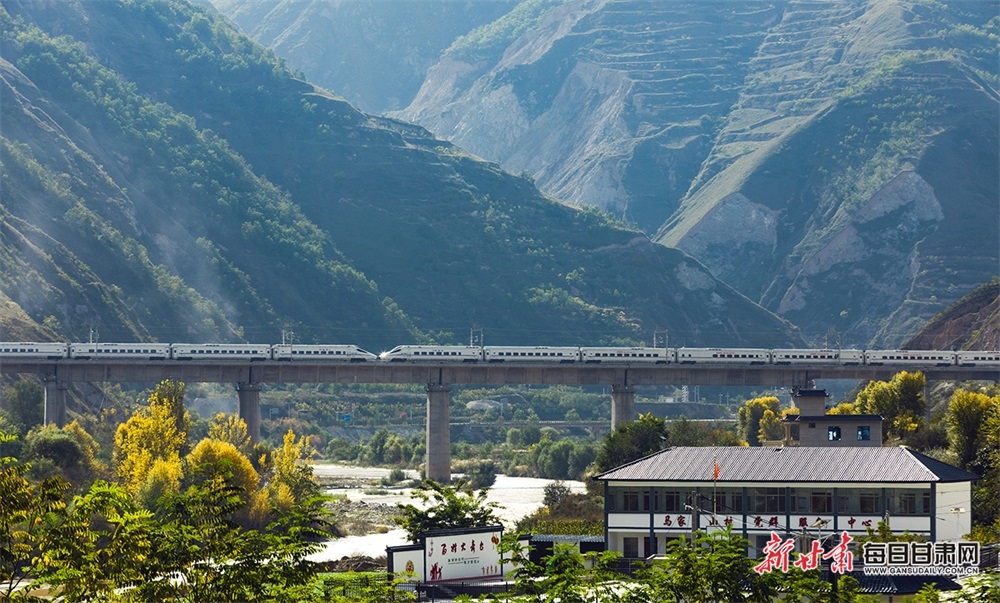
[170,343,271,361]
[69,342,171,360]
[484,346,580,363]
[955,351,1000,367]
[863,350,956,367]
[772,349,864,365]
[379,345,483,362]
[0,342,69,359]
[675,347,772,364]
[580,347,669,364]
[272,344,376,362]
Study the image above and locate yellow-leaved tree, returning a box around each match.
[113,380,188,497]
[855,371,926,440]
[757,409,784,444]
[737,396,780,446]
[257,430,319,517]
[208,413,252,458]
[185,438,259,502]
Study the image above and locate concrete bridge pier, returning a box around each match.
[43,376,68,427]
[236,382,261,445]
[426,384,451,483]
[610,384,636,430]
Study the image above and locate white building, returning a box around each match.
[594,446,979,560]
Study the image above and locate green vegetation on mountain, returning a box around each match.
[446,0,568,64]
[214,0,519,115]
[366,0,999,349]
[1,0,800,349]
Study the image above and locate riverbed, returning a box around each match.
[308,464,586,561]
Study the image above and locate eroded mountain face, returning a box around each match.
[392,0,998,347]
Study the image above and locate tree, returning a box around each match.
[209,413,252,457]
[0,430,68,600]
[37,481,155,602]
[532,438,593,480]
[633,528,781,603]
[945,389,999,470]
[2,427,333,603]
[138,457,184,509]
[21,421,106,488]
[185,438,260,504]
[595,413,665,473]
[758,409,784,443]
[22,425,86,481]
[113,395,185,496]
[1,378,44,434]
[543,480,572,508]
[737,396,780,446]
[260,429,320,515]
[855,371,926,439]
[148,380,191,455]
[497,533,624,603]
[394,479,503,542]
[131,475,328,602]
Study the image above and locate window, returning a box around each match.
[711,488,743,514]
[837,489,882,515]
[828,426,842,441]
[792,489,832,514]
[857,426,871,441]
[860,490,881,514]
[608,488,649,512]
[748,487,786,513]
[622,490,641,511]
[887,489,930,515]
[653,489,682,513]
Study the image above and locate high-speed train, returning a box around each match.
[0,343,377,362]
[378,345,1000,367]
[0,343,998,367]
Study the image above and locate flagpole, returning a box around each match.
[713,455,719,523]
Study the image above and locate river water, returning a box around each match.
[308,464,586,561]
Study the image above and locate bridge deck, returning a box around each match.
[2,360,997,386]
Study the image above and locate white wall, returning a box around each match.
[935,482,972,541]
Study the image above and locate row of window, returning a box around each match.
[824,425,871,441]
[587,352,663,357]
[492,351,569,356]
[606,486,930,515]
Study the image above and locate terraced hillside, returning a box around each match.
[656,1,999,348]
[399,0,789,233]
[56,0,998,349]
[393,0,998,348]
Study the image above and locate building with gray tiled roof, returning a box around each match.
[594,446,979,560]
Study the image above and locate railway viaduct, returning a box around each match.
[1,359,997,482]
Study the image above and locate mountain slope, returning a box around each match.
[903,280,1000,352]
[0,0,801,349]
[384,0,998,347]
[210,0,519,115]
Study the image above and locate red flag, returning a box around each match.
[713,458,720,481]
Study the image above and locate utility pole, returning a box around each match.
[654,328,668,349]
